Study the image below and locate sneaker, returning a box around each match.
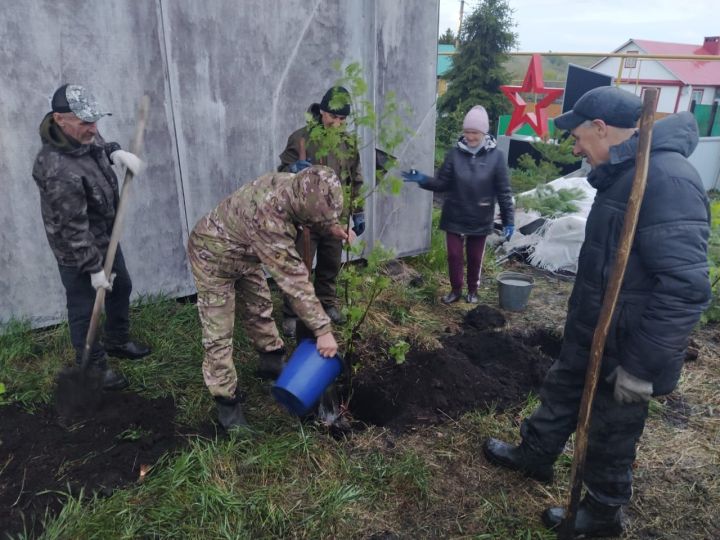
[441,291,462,304]
[466,292,479,304]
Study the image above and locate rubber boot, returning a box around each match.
[323,305,346,325]
[255,348,286,380]
[542,494,624,538]
[215,389,249,431]
[92,355,129,391]
[482,437,554,483]
[282,317,297,338]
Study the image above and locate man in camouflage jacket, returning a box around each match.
[32,84,150,391]
[278,86,364,335]
[187,166,349,430]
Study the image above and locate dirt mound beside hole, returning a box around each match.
[351,321,562,430]
[0,392,213,538]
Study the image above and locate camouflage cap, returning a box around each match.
[51,84,112,123]
[290,165,343,225]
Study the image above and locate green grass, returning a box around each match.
[3,212,718,538]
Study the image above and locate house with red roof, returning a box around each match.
[591,36,720,114]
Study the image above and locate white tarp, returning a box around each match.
[500,176,596,273]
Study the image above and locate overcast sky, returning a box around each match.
[438,0,717,53]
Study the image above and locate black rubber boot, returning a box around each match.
[482,437,554,483]
[92,356,129,391]
[101,368,129,391]
[105,341,151,360]
[323,305,346,325]
[215,389,249,431]
[542,495,623,538]
[255,348,286,380]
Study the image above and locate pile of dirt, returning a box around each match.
[350,305,560,429]
[0,393,213,538]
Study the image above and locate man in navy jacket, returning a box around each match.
[483,86,711,538]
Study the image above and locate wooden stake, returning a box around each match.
[558,88,658,539]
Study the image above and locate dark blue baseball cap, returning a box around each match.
[554,86,642,131]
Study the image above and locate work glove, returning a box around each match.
[90,270,116,292]
[503,225,515,241]
[401,169,430,184]
[289,159,312,173]
[110,150,145,176]
[606,366,653,404]
[352,212,365,236]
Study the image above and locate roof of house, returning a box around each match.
[614,38,720,86]
[438,44,455,77]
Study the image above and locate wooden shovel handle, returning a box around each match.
[80,96,150,369]
[559,88,658,539]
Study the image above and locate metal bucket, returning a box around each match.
[496,271,534,311]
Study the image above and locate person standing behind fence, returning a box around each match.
[402,105,514,304]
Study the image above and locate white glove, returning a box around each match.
[90,270,116,291]
[110,149,145,176]
[606,366,653,404]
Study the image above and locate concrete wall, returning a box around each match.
[0,0,438,327]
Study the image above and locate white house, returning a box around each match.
[592,36,720,113]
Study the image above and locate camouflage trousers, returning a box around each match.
[520,357,649,506]
[188,232,283,399]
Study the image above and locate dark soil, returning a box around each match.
[350,305,560,429]
[0,392,214,539]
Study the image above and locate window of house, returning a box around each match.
[624,50,638,68]
[691,89,704,105]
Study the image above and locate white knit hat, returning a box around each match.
[463,105,489,133]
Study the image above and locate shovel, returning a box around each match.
[54,96,150,419]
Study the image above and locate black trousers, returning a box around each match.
[520,358,649,506]
[283,228,343,317]
[57,246,132,364]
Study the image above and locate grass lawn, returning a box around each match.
[1,226,719,539]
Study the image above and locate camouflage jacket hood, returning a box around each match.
[32,113,120,273]
[188,166,343,337]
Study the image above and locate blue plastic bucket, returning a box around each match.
[271,339,344,416]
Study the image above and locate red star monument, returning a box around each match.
[500,54,563,137]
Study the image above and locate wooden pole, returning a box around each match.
[558,87,658,539]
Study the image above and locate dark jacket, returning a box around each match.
[421,136,514,235]
[561,112,711,395]
[32,113,121,274]
[278,103,364,214]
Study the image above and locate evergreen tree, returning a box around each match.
[438,28,456,45]
[436,0,517,153]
